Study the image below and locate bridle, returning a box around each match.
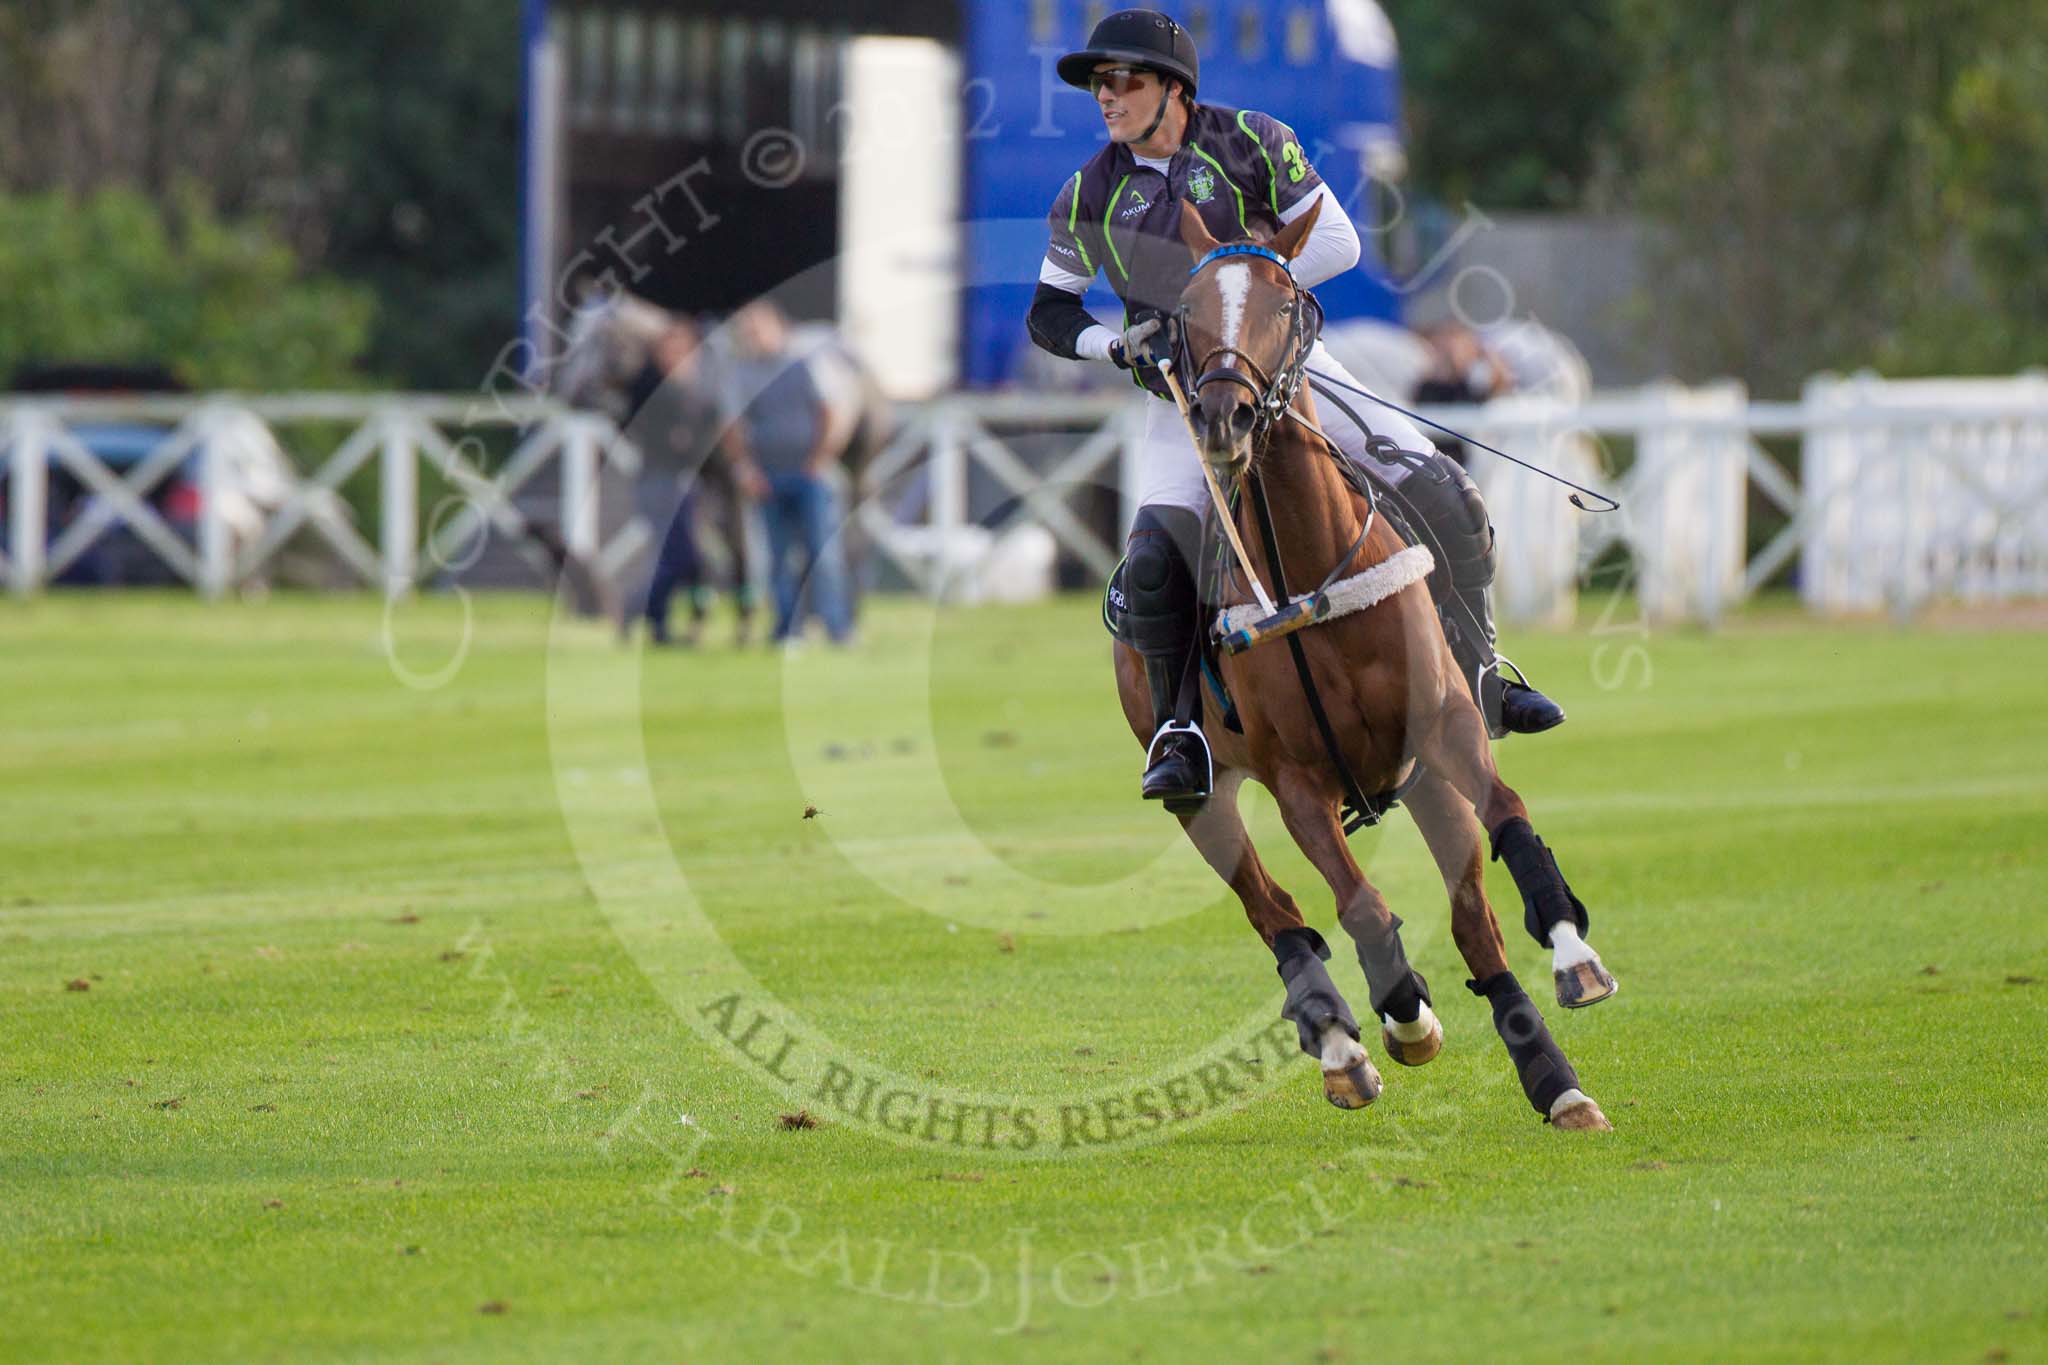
[1174,237,1378,608]
[1175,242,1324,452]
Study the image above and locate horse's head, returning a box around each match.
[553,288,680,410]
[1174,197,1323,480]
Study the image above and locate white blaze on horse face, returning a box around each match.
[1214,262,1252,355]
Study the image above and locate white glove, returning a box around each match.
[1109,317,1163,370]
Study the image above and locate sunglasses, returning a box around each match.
[1089,66,1156,97]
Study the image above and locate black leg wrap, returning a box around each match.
[1350,914,1431,1023]
[1467,971,1580,1117]
[1271,927,1359,1058]
[1490,816,1590,946]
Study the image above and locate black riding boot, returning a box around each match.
[1394,456,1565,739]
[1125,506,1210,811]
[1140,654,1208,806]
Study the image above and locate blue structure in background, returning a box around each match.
[959,1,1405,386]
[522,1,1404,390]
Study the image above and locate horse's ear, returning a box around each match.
[1178,200,1222,258]
[1269,195,1323,262]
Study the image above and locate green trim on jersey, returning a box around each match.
[1103,173,1134,281]
[1065,171,1094,275]
[1237,110,1282,215]
[1186,143,1247,237]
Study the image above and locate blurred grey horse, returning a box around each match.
[553,286,760,635]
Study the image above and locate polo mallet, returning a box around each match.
[1157,358,1328,655]
[1157,357,1273,615]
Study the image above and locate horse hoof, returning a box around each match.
[1323,1060,1382,1110]
[1549,1091,1613,1132]
[1381,1013,1443,1067]
[1555,960,1618,1009]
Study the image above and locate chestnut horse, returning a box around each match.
[1112,200,1618,1130]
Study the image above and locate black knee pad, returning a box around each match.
[1350,914,1431,1023]
[1125,506,1202,659]
[1468,971,1580,1116]
[1398,454,1496,592]
[1491,817,1590,945]
[1444,460,1493,538]
[1450,474,1497,591]
[1271,926,1359,1057]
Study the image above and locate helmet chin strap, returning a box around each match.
[1132,80,1175,148]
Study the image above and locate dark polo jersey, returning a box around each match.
[1043,102,1324,322]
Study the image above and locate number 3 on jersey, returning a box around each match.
[1281,142,1307,183]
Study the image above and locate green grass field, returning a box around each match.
[4,591,2045,1363]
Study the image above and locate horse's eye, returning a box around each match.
[1277,302,1295,317]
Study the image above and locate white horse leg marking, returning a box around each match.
[1317,1019,1367,1071]
[1214,263,1251,354]
[1383,999,1437,1043]
[1548,921,1599,971]
[1549,1088,1592,1119]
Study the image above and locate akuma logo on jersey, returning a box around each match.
[1188,165,1216,205]
[1118,190,1150,221]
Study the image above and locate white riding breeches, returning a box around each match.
[1133,339,1437,514]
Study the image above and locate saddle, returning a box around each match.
[1103,462,1436,830]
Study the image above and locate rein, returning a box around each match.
[1303,369,1622,514]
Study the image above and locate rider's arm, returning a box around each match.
[1029,273,1116,361]
[1028,173,1119,362]
[1235,109,1358,288]
[1279,183,1361,289]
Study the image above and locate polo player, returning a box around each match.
[1025,8,1565,810]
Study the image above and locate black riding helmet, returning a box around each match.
[1056,9,1200,100]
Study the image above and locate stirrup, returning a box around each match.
[1471,653,1509,740]
[1494,651,1539,693]
[1144,720,1214,813]
[1487,652,1566,737]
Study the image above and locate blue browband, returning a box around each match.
[1189,243,1291,276]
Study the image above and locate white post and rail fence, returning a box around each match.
[3,373,2042,624]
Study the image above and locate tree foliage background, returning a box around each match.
[0,0,517,389]
[0,186,373,389]
[0,0,2040,395]
[1389,0,2046,394]
[1621,0,2047,393]
[1379,0,1628,212]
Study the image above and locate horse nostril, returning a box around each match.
[1202,402,1254,461]
[1201,406,1228,449]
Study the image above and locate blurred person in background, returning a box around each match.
[720,299,860,648]
[623,316,728,647]
[560,284,760,643]
[1412,322,1514,466]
